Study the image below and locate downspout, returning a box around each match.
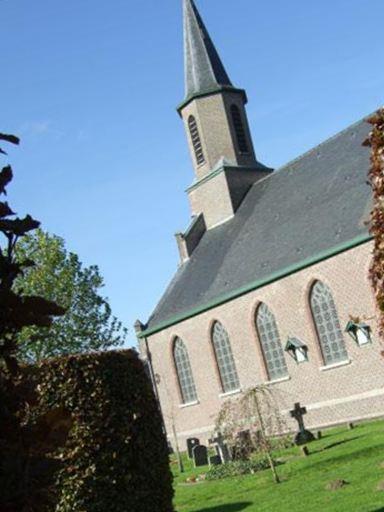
[134,320,165,430]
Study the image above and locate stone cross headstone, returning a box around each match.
[193,444,208,467]
[186,438,200,460]
[209,432,231,464]
[290,402,315,445]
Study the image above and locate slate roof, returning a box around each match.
[145,116,373,333]
[183,0,233,101]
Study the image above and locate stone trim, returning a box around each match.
[265,375,291,386]
[304,387,384,412]
[179,400,200,409]
[319,359,352,372]
[219,388,242,398]
[175,388,384,439]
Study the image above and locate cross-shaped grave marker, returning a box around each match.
[290,402,315,446]
[209,432,231,464]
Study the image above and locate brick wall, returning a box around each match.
[147,241,384,448]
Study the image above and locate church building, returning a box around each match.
[136,0,384,447]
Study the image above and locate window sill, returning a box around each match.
[357,341,372,348]
[179,400,200,409]
[320,359,352,372]
[266,375,291,386]
[219,388,242,398]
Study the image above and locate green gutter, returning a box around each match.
[177,86,247,114]
[139,233,373,339]
[187,163,273,193]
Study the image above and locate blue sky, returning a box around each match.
[2,0,383,346]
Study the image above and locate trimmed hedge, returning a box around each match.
[34,350,174,512]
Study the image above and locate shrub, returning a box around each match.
[205,454,273,481]
[32,350,174,512]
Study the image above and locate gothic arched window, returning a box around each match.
[211,321,240,393]
[256,303,288,381]
[310,281,348,366]
[230,104,249,154]
[173,337,198,404]
[188,115,205,165]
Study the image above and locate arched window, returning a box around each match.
[256,303,288,381]
[212,321,240,393]
[230,104,249,154]
[310,281,348,366]
[173,337,198,404]
[188,115,205,165]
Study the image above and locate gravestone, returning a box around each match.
[209,455,222,466]
[167,440,174,454]
[193,444,208,467]
[209,432,231,463]
[186,438,200,459]
[290,402,315,446]
[233,430,253,460]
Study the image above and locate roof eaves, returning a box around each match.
[139,232,372,339]
[177,86,247,114]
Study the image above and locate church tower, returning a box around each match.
[177,0,271,251]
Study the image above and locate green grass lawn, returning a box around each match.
[172,420,384,512]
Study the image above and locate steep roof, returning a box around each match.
[183,0,233,101]
[145,116,373,335]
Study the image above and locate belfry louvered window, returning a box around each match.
[212,321,240,393]
[230,104,249,154]
[310,281,348,366]
[256,303,288,381]
[188,115,205,165]
[173,337,198,404]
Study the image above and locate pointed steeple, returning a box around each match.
[177,0,272,235]
[183,0,233,101]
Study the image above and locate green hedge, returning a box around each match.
[34,350,174,512]
[205,455,274,481]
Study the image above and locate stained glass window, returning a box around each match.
[212,321,240,393]
[188,115,205,165]
[310,281,348,365]
[230,104,249,153]
[256,303,289,381]
[173,337,198,404]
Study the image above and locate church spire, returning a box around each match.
[183,0,233,101]
[178,0,272,237]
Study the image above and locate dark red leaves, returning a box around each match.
[366,108,384,337]
[0,215,41,236]
[0,134,20,145]
[0,291,65,329]
[0,134,20,155]
[0,166,13,195]
[0,202,15,218]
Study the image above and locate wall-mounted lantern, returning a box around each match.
[345,321,372,346]
[285,337,308,363]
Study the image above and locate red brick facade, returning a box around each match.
[146,241,384,448]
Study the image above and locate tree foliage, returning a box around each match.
[0,136,65,375]
[364,108,384,338]
[15,229,127,361]
[0,134,171,512]
[215,386,287,484]
[0,134,69,511]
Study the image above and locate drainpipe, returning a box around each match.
[134,320,165,428]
